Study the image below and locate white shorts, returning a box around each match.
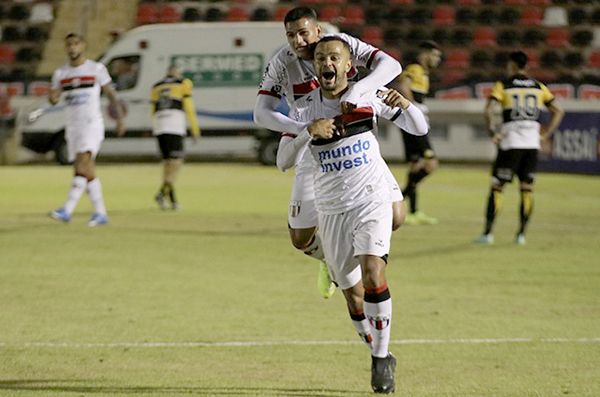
[288,169,318,229]
[384,166,403,202]
[288,166,401,229]
[66,123,105,162]
[318,200,393,290]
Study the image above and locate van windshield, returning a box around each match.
[107,55,140,91]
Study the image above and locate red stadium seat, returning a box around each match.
[136,3,158,25]
[361,26,383,47]
[520,7,543,26]
[441,70,466,87]
[273,6,292,21]
[457,0,481,5]
[529,0,550,5]
[589,51,600,68]
[531,68,557,83]
[341,6,365,25]
[523,49,540,69]
[226,7,249,22]
[545,28,570,47]
[319,6,341,22]
[383,47,402,64]
[0,45,16,64]
[473,27,497,47]
[390,0,414,5]
[445,49,470,68]
[158,4,181,23]
[432,6,455,26]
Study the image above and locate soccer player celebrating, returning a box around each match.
[280,36,428,393]
[254,6,404,299]
[48,33,125,227]
[391,41,442,225]
[475,50,564,245]
[151,65,201,210]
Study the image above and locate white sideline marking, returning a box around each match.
[1,338,599,349]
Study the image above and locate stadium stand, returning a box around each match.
[0,0,598,97]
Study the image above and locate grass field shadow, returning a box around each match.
[0,380,369,396]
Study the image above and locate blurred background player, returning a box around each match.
[151,65,200,210]
[254,6,403,299]
[475,50,564,245]
[292,37,428,393]
[391,40,442,225]
[48,33,125,227]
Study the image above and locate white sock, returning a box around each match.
[350,312,373,351]
[303,232,325,261]
[63,176,87,214]
[364,286,392,358]
[87,178,107,215]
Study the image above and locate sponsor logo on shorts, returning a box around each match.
[289,200,301,218]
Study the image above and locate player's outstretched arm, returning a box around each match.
[379,89,428,136]
[342,51,402,106]
[253,95,307,135]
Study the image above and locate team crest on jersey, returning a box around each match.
[289,200,301,218]
[368,314,390,330]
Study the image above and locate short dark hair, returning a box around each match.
[65,32,84,41]
[419,40,440,52]
[509,50,528,68]
[284,7,318,25]
[315,36,352,55]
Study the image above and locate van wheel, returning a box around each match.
[54,136,70,165]
[257,136,279,166]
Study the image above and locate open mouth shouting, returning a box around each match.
[320,68,337,88]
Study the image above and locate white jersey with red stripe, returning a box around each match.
[51,59,112,132]
[258,33,380,109]
[292,88,407,215]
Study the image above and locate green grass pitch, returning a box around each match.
[0,163,599,396]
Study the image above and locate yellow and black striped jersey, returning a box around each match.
[490,74,554,124]
[151,77,193,112]
[401,63,429,104]
[490,74,555,150]
[150,77,200,137]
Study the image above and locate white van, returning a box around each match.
[22,22,336,164]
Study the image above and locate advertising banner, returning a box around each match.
[538,112,600,174]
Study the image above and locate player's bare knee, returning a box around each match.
[391,202,405,231]
[520,182,534,191]
[360,257,386,290]
[288,228,315,250]
[424,158,438,173]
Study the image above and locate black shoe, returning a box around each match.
[371,353,396,394]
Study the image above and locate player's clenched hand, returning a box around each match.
[381,89,410,109]
[308,118,336,139]
[340,101,356,114]
[491,132,503,145]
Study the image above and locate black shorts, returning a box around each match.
[157,134,184,159]
[401,129,435,162]
[492,149,538,184]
